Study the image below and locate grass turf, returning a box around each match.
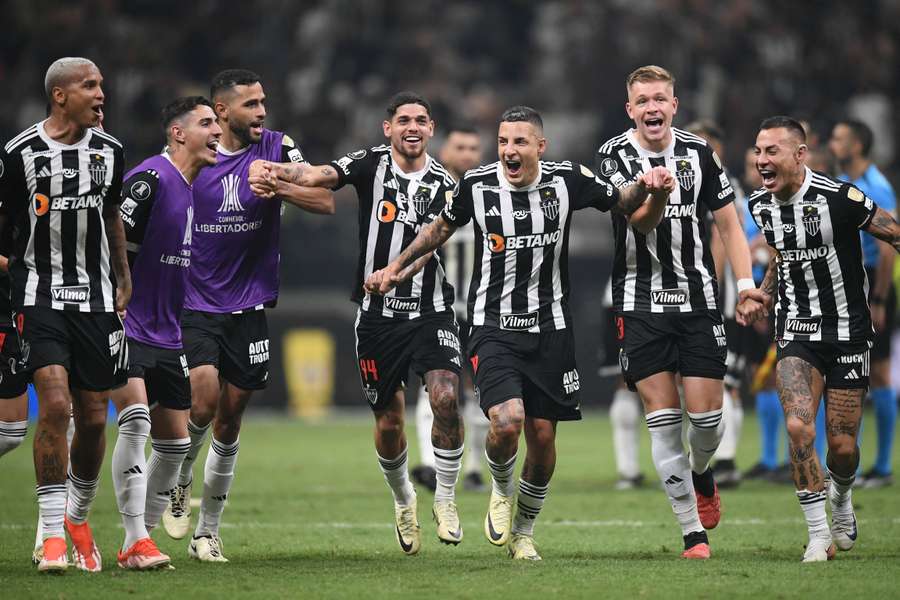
[1,410,898,599]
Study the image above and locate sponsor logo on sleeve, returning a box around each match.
[499,311,539,331]
[120,198,138,216]
[288,148,304,163]
[129,180,151,200]
[599,158,617,177]
[348,149,367,160]
[847,187,864,202]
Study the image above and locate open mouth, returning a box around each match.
[505,159,522,177]
[91,105,103,117]
[759,168,777,188]
[644,117,664,134]
[250,121,264,136]
[206,139,219,152]
[403,135,422,145]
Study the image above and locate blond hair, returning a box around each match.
[626,65,675,94]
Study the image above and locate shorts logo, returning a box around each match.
[499,311,538,331]
[784,317,821,336]
[470,355,479,374]
[802,205,821,236]
[51,285,89,303]
[108,329,124,357]
[364,386,378,405]
[777,339,790,349]
[675,159,695,190]
[713,323,727,348]
[248,339,269,365]
[33,192,50,216]
[179,354,189,378]
[619,349,629,371]
[651,288,687,306]
[359,358,379,382]
[436,329,460,353]
[384,296,420,313]
[88,153,107,186]
[377,199,397,223]
[563,369,580,394]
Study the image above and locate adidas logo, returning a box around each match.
[664,475,683,485]
[485,205,501,217]
[845,369,859,380]
[123,465,143,475]
[212,494,227,502]
[36,165,52,179]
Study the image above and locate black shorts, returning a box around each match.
[355,310,461,412]
[776,339,870,390]
[468,326,581,422]
[182,309,269,391]
[16,306,127,392]
[0,321,27,399]
[128,339,191,410]
[724,318,748,390]
[598,306,622,378]
[867,268,896,362]
[617,310,727,390]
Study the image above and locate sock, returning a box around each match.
[715,389,743,461]
[757,389,781,469]
[111,404,151,548]
[872,387,896,474]
[486,452,517,497]
[433,445,463,502]
[827,465,855,514]
[36,484,67,540]
[796,489,830,538]
[511,478,548,536]
[66,466,100,524]
[195,436,239,538]
[463,397,488,474]
[34,515,43,551]
[66,414,75,448]
[610,388,641,478]
[687,408,723,475]
[415,386,435,468]
[646,408,703,535]
[144,437,191,529]
[177,419,209,487]
[0,419,27,457]
[376,445,415,507]
[814,397,826,461]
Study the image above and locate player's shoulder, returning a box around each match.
[673,127,710,149]
[746,186,771,207]
[90,127,123,151]
[4,123,41,154]
[427,158,456,188]
[597,130,631,155]
[541,159,574,174]
[462,162,498,184]
[808,170,845,196]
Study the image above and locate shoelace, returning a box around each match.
[397,507,417,538]
[132,539,159,556]
[435,502,459,528]
[170,487,186,517]
[207,537,223,557]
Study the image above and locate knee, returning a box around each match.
[528,423,555,449]
[375,410,404,440]
[490,411,524,444]
[828,436,857,459]
[77,408,108,437]
[430,384,459,420]
[785,417,815,445]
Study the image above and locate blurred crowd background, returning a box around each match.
[2,0,898,409]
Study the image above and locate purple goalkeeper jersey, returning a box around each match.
[120,154,193,349]
[185,128,304,313]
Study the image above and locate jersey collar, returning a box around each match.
[626,128,676,158]
[775,167,812,205]
[37,119,92,150]
[496,161,543,192]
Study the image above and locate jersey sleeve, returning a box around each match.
[595,150,630,189]
[105,146,125,206]
[330,148,375,190]
[441,177,474,227]
[840,183,878,230]
[119,169,160,256]
[569,163,619,212]
[0,149,26,217]
[699,147,734,212]
[279,134,307,164]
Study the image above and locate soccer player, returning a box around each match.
[0,252,28,461]
[162,70,333,563]
[250,92,466,556]
[365,105,674,560]
[829,119,898,488]
[109,96,222,569]
[412,124,489,493]
[595,66,763,558]
[0,57,130,572]
[747,115,900,561]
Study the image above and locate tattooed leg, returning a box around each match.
[424,369,462,450]
[522,418,558,486]
[776,357,826,492]
[32,366,73,486]
[486,398,525,463]
[824,387,864,479]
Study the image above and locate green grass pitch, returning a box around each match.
[1,410,898,598]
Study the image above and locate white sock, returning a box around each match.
[177,419,209,487]
[0,419,27,457]
[827,468,855,514]
[66,414,75,448]
[145,437,191,530]
[462,397,488,474]
[486,452,517,497]
[377,446,415,507]
[34,515,43,551]
[687,408,724,474]
[511,478,548,536]
[36,484,67,540]
[415,386,435,468]
[715,389,743,461]
[112,404,151,548]
[195,436,239,538]
[797,489,830,538]
[646,408,703,535]
[66,466,100,525]
[610,388,641,478]
[433,445,463,502]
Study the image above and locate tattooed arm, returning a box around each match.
[863,207,900,254]
[616,166,675,234]
[248,160,339,196]
[364,216,458,295]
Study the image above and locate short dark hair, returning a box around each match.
[210,69,262,99]
[162,96,213,133]
[836,119,874,157]
[446,122,478,136]
[500,106,543,131]
[386,91,432,119]
[759,116,807,144]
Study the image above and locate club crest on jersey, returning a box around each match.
[802,205,821,236]
[218,173,245,213]
[675,159,694,191]
[540,187,560,220]
[88,153,107,186]
[411,184,434,216]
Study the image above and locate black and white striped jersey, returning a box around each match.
[440,222,475,317]
[332,145,455,319]
[0,121,124,312]
[748,168,877,343]
[442,160,619,333]
[596,128,734,314]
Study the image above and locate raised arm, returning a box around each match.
[614,166,674,234]
[268,178,335,214]
[248,160,339,197]
[364,216,457,295]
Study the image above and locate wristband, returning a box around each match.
[737,278,755,293]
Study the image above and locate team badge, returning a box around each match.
[599,158,617,177]
[802,205,821,236]
[88,153,107,186]
[412,185,432,215]
[540,187,559,220]
[675,159,695,191]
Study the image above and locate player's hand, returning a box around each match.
[115,283,131,317]
[364,265,402,296]
[736,288,770,326]
[640,166,675,198]
[249,160,277,198]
